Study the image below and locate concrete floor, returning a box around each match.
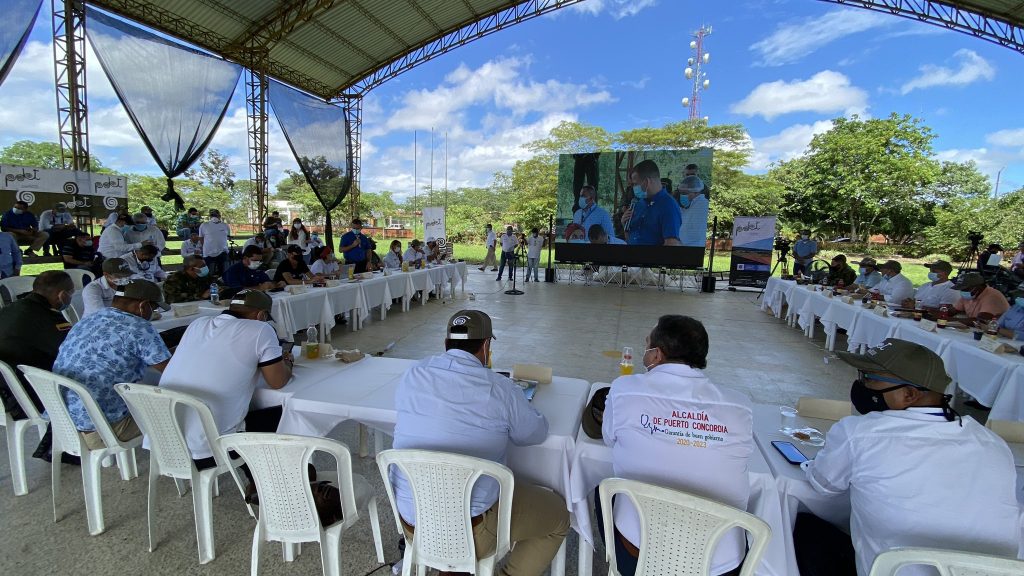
[0,269,862,576]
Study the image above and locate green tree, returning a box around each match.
[0,140,109,172]
[710,174,784,235]
[771,113,938,241]
[525,120,613,155]
[184,149,248,224]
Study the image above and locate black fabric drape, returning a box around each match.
[0,0,42,87]
[269,80,352,245]
[85,7,241,209]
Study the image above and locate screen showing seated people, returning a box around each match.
[553,149,712,268]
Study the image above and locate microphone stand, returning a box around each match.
[505,241,525,296]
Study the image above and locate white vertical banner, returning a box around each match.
[422,206,451,257]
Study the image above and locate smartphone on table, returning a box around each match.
[772,440,808,465]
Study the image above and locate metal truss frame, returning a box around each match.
[825,1,1024,54]
[245,64,269,230]
[52,0,90,171]
[340,94,363,217]
[345,0,587,95]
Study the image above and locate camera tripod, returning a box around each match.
[755,251,789,301]
[957,236,983,273]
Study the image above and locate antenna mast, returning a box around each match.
[682,24,712,122]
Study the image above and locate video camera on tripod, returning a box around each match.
[774,237,791,259]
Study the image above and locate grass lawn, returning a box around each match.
[19,236,933,286]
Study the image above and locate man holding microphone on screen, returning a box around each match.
[621,160,682,246]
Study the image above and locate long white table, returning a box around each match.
[567,384,793,576]
[150,306,220,331]
[253,354,588,576]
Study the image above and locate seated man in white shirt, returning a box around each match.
[599,315,753,576]
[123,245,167,282]
[388,310,569,576]
[124,212,166,255]
[403,239,425,268]
[182,231,204,257]
[870,260,914,304]
[309,246,340,277]
[796,339,1021,576]
[158,290,292,490]
[911,260,957,309]
[82,258,133,317]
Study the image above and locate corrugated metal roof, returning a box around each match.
[86,1,1024,99]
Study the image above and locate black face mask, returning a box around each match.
[850,379,907,414]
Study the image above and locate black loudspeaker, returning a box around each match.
[544,268,556,283]
[701,275,716,293]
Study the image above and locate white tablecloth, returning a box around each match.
[566,384,792,576]
[845,307,897,352]
[797,290,834,337]
[322,282,366,330]
[150,306,220,332]
[784,286,814,327]
[266,356,591,504]
[761,277,795,318]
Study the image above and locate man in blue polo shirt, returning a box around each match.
[223,245,277,290]
[338,218,373,273]
[621,160,682,246]
[1,200,49,256]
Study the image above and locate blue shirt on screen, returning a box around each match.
[54,307,171,431]
[1,208,38,231]
[573,204,615,240]
[0,232,22,278]
[339,231,372,263]
[222,261,271,288]
[627,188,682,246]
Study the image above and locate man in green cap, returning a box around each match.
[794,338,1020,576]
[388,309,569,576]
[53,279,172,449]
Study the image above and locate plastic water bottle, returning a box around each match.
[209,283,219,305]
[305,325,319,359]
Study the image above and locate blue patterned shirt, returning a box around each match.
[54,307,170,431]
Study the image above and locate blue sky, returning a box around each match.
[1,0,1022,202]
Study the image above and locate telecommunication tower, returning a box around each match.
[681,24,712,122]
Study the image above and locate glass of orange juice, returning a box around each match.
[304,342,320,360]
[620,346,634,375]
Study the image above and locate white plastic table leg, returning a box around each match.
[550,539,566,576]
[577,537,594,576]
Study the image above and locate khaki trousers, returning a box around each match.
[81,416,141,450]
[404,483,569,576]
[11,229,48,252]
[482,245,497,268]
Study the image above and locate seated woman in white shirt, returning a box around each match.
[382,239,403,269]
[309,247,340,277]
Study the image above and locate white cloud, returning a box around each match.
[750,9,893,66]
[987,128,1024,148]
[900,49,995,94]
[730,71,867,121]
[746,120,834,170]
[569,0,658,19]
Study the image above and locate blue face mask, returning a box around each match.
[679,195,691,209]
[197,266,210,277]
[1015,298,1024,309]
[133,224,147,232]
[858,268,866,275]
[632,184,645,198]
[959,290,973,300]
[927,272,939,282]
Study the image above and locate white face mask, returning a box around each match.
[393,247,400,254]
[210,217,220,223]
[247,260,262,270]
[293,223,302,229]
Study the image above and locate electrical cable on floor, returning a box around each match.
[359,561,396,576]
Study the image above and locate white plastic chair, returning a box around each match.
[67,290,84,322]
[869,547,1024,576]
[0,275,35,306]
[796,397,853,421]
[219,432,384,576]
[62,269,95,291]
[376,449,514,576]
[985,419,1024,443]
[0,361,48,495]
[18,365,141,535]
[598,477,771,576]
[115,383,245,564]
